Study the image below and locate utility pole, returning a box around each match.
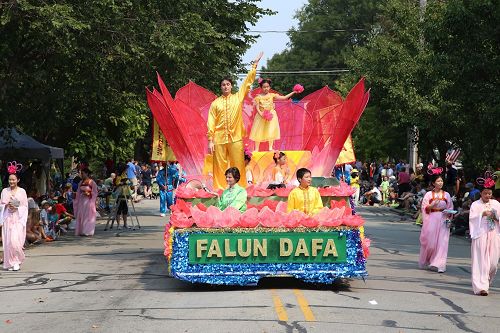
[408,0,427,170]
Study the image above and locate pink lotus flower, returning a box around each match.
[274,186,294,197]
[259,206,281,227]
[219,207,241,228]
[239,208,260,228]
[170,211,194,228]
[301,216,319,228]
[275,201,288,213]
[262,110,273,121]
[283,210,307,228]
[293,84,304,94]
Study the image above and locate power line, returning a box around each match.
[248,29,366,33]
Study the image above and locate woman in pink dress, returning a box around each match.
[469,173,499,296]
[1,162,28,271]
[419,172,453,273]
[74,168,98,236]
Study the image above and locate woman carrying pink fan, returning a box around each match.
[249,78,303,152]
[469,172,499,296]
[419,167,454,273]
[1,161,28,271]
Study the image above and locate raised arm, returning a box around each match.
[237,52,263,102]
[273,91,296,101]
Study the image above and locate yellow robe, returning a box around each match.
[207,66,257,190]
[287,186,323,216]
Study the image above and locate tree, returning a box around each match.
[0,0,271,161]
[344,0,500,168]
[263,0,380,94]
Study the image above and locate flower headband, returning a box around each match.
[273,151,280,159]
[477,171,496,189]
[244,147,252,159]
[427,163,443,176]
[7,161,23,174]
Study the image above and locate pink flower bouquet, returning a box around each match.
[262,110,273,121]
[293,84,304,94]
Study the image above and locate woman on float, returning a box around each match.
[468,173,499,296]
[287,168,323,216]
[267,151,289,190]
[217,167,247,213]
[419,169,453,273]
[1,162,28,271]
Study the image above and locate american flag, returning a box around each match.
[446,148,461,164]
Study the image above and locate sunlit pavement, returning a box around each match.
[0,200,498,332]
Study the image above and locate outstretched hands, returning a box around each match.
[252,52,263,66]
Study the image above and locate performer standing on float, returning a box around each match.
[207,52,263,190]
[468,173,499,296]
[1,162,28,271]
[419,169,453,273]
[249,79,298,152]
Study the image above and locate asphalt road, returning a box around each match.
[0,200,498,333]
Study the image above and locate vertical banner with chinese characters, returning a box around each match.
[151,119,176,162]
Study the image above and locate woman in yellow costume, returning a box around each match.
[249,79,297,152]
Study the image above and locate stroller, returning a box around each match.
[151,181,160,199]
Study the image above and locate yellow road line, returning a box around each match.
[271,289,288,321]
[293,289,316,322]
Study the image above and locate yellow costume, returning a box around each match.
[287,186,323,216]
[249,93,280,142]
[207,65,257,190]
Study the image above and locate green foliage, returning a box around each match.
[344,0,500,167]
[0,0,271,161]
[263,0,380,94]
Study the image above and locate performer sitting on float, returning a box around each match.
[267,151,290,190]
[217,167,247,213]
[249,78,297,152]
[287,167,323,216]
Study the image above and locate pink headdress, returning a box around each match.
[7,161,23,175]
[476,171,496,189]
[244,146,252,159]
[427,163,443,176]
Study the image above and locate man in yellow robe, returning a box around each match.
[287,168,323,216]
[207,52,263,190]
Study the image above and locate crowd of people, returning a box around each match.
[336,160,500,237]
[0,157,190,271]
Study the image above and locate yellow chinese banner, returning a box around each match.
[151,119,176,162]
[335,135,356,166]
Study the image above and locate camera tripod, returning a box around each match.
[104,195,141,231]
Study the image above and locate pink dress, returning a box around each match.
[0,187,28,269]
[469,199,500,294]
[74,179,98,236]
[419,190,453,271]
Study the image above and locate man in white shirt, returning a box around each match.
[364,183,382,205]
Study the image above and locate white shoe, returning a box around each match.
[160,213,165,217]
[13,264,20,271]
[438,269,445,273]
[7,267,13,271]
[117,226,122,230]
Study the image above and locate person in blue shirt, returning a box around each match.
[156,162,179,216]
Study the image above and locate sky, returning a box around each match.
[242,0,308,70]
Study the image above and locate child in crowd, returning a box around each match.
[350,169,360,206]
[113,178,132,230]
[380,176,390,204]
[46,203,60,240]
[55,196,74,232]
[287,168,323,215]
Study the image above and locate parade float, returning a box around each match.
[147,73,371,286]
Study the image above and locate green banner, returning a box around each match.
[188,232,347,264]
